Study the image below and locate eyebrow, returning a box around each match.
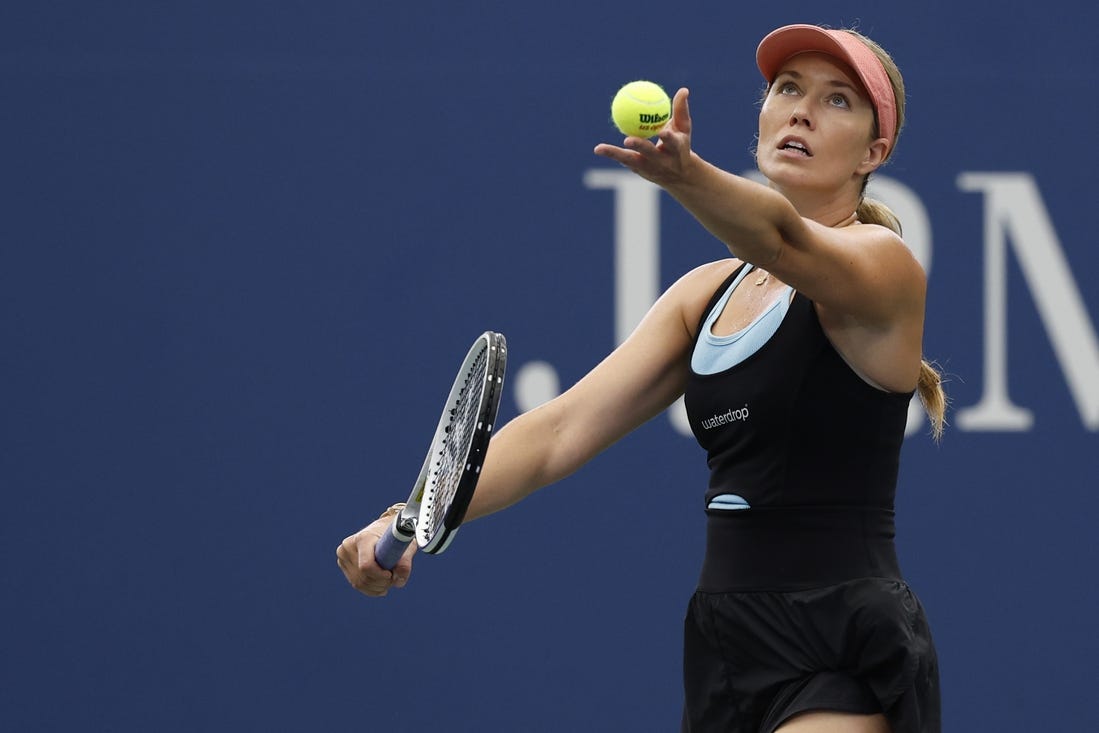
[774,69,863,96]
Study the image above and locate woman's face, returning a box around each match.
[756,52,887,195]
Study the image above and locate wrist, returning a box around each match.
[378,502,407,521]
[664,151,708,198]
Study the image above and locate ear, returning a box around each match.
[856,137,890,175]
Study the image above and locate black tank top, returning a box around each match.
[684,265,915,591]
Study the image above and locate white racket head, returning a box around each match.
[413,331,507,554]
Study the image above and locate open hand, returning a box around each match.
[594,87,694,186]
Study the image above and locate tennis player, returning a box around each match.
[339,23,943,733]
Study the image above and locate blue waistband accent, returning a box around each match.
[707,493,751,511]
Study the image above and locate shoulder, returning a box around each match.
[784,221,925,328]
[657,258,743,340]
[841,222,922,276]
[803,219,918,265]
[670,258,742,295]
[847,222,927,308]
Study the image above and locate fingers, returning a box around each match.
[390,547,414,588]
[593,136,682,183]
[593,139,656,167]
[336,522,412,598]
[670,87,691,134]
[655,87,691,150]
[594,87,693,183]
[336,532,388,597]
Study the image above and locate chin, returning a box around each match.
[759,164,813,191]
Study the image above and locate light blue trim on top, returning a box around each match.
[691,265,794,375]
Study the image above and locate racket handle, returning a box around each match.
[374,517,414,570]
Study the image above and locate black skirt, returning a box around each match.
[681,578,940,733]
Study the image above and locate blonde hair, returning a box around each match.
[845,29,947,441]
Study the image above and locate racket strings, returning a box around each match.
[423,347,490,534]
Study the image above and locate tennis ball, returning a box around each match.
[610,81,671,138]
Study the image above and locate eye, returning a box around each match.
[779,82,799,95]
[827,93,850,109]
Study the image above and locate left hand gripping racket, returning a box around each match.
[373,331,507,569]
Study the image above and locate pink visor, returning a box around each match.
[756,24,897,152]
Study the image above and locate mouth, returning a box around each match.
[778,137,812,157]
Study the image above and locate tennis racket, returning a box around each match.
[373,331,507,570]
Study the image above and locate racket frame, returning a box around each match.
[374,331,506,569]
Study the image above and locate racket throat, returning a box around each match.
[391,511,417,542]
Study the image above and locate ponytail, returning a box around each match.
[856,197,902,236]
[917,359,947,442]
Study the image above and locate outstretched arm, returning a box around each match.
[338,261,730,596]
[594,88,925,331]
[465,261,727,519]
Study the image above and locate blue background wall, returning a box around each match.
[3,2,1097,730]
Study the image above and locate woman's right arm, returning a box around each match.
[468,259,736,519]
[337,259,734,596]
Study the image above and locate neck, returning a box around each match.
[790,196,861,228]
[768,181,863,227]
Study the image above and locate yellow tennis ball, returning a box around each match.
[610,80,671,138]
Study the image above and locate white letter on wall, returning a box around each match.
[582,170,661,345]
[957,172,1099,431]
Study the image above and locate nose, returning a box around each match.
[789,103,813,129]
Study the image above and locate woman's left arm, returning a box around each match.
[595,88,925,328]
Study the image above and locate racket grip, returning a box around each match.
[374,518,414,570]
